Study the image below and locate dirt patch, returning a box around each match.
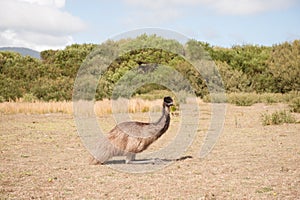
[1,103,299,199]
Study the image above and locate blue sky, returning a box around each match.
[0,0,299,51]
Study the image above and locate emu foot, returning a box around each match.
[89,157,103,165]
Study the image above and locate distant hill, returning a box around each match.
[0,47,40,59]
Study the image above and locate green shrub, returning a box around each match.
[289,97,300,113]
[283,91,300,103]
[228,93,258,106]
[202,93,227,103]
[261,110,296,125]
[204,92,300,106]
[259,93,282,104]
[22,93,38,102]
[134,90,174,101]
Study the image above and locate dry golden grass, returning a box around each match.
[0,98,163,116]
[0,101,73,115]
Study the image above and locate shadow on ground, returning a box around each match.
[104,155,193,165]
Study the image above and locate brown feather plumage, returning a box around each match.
[90,96,173,164]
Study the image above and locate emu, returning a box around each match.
[91,96,173,164]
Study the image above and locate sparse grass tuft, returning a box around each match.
[256,187,273,193]
[261,110,296,126]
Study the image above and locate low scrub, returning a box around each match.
[289,97,300,113]
[227,93,259,106]
[202,93,227,103]
[261,110,296,126]
[203,92,300,106]
[259,93,283,104]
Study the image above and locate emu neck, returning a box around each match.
[154,105,171,138]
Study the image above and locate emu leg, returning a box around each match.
[126,155,167,164]
[125,153,136,164]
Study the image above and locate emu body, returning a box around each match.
[91,96,173,164]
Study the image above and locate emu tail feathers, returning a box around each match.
[91,137,124,164]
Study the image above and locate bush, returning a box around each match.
[261,110,296,125]
[259,93,282,104]
[282,91,300,103]
[202,93,227,103]
[0,75,22,101]
[228,93,258,106]
[22,93,38,102]
[289,97,300,113]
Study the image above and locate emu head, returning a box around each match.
[163,96,173,107]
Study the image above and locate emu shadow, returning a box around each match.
[105,155,193,165]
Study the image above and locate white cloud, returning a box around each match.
[124,0,296,16]
[19,0,66,8]
[0,0,86,51]
[0,29,74,51]
[200,0,297,15]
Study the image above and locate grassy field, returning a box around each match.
[0,100,300,199]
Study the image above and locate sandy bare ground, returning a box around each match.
[0,103,299,199]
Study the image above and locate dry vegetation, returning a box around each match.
[0,98,162,116]
[0,101,73,115]
[1,98,300,199]
[1,92,299,116]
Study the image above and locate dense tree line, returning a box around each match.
[0,35,299,102]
